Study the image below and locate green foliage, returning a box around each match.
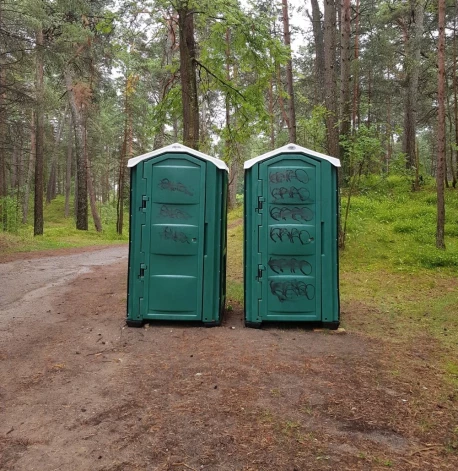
[0,196,22,234]
[340,125,384,177]
[296,104,328,153]
[0,196,128,255]
[342,180,458,271]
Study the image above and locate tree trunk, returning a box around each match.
[352,0,360,131]
[116,116,128,235]
[268,78,275,148]
[309,0,325,106]
[46,106,67,203]
[0,3,7,199]
[65,70,88,231]
[228,160,239,209]
[101,145,109,204]
[34,29,45,236]
[403,0,425,169]
[84,116,102,232]
[282,0,296,143]
[64,114,72,218]
[177,4,199,149]
[436,0,446,249]
[340,0,352,143]
[22,112,35,223]
[323,0,339,158]
[453,2,458,187]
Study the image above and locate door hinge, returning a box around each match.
[139,263,147,279]
[257,196,265,211]
[257,264,265,279]
[141,196,149,211]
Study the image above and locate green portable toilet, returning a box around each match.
[244,143,340,328]
[126,143,229,327]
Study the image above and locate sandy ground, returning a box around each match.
[0,246,457,470]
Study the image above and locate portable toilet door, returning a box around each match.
[244,144,340,328]
[126,143,229,327]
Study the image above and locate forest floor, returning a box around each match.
[0,242,458,470]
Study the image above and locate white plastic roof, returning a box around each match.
[243,143,341,169]
[127,143,229,172]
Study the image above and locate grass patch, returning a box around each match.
[0,196,128,255]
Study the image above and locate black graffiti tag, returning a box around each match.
[161,226,190,244]
[268,257,312,276]
[270,206,313,222]
[159,205,190,220]
[271,186,310,202]
[158,178,193,196]
[269,169,309,184]
[269,280,315,302]
[269,227,313,245]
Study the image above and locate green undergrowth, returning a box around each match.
[341,176,458,271]
[340,176,458,373]
[0,196,128,255]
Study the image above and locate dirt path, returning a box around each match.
[0,247,457,470]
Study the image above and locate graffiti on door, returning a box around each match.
[158,178,193,196]
[269,227,313,245]
[269,280,315,302]
[159,205,190,220]
[269,206,313,222]
[269,169,309,184]
[161,226,190,244]
[268,257,312,276]
[270,186,310,202]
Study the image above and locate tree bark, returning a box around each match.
[340,0,352,142]
[323,0,339,158]
[402,0,425,169]
[309,0,325,106]
[64,114,72,218]
[282,0,296,143]
[34,29,45,236]
[352,0,360,131]
[84,116,102,232]
[65,70,88,231]
[116,115,128,235]
[22,112,35,223]
[0,3,7,199]
[436,0,446,249]
[177,4,199,149]
[46,105,67,203]
[453,2,458,186]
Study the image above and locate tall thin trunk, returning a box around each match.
[453,3,458,186]
[64,114,72,217]
[340,0,352,143]
[46,105,67,203]
[34,29,44,236]
[309,0,325,106]
[178,5,199,149]
[65,70,88,231]
[116,116,128,235]
[22,111,35,223]
[436,0,446,249]
[84,116,102,232]
[324,0,339,158]
[282,0,296,143]
[352,0,360,131]
[0,2,6,199]
[367,69,372,128]
[101,145,109,204]
[403,0,425,169]
[386,66,392,172]
[225,28,236,209]
[268,78,275,148]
